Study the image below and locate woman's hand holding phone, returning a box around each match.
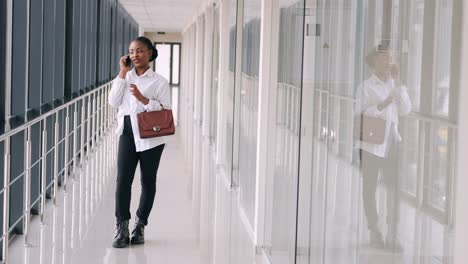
[119,55,132,79]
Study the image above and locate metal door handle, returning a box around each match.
[320,127,328,141]
[329,130,336,142]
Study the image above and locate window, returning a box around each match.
[11,0,28,125]
[219,0,238,183]
[154,43,173,84]
[432,0,453,117]
[210,8,220,144]
[264,2,304,263]
[54,0,66,102]
[237,0,261,228]
[1,0,139,241]
[0,0,6,133]
[42,0,56,110]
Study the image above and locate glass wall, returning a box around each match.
[219,0,238,182]
[237,0,261,227]
[264,1,305,263]
[296,0,460,263]
[179,23,194,178]
[180,0,464,263]
[210,7,220,145]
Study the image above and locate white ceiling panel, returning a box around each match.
[120,0,205,32]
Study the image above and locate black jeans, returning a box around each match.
[360,146,400,233]
[115,116,165,226]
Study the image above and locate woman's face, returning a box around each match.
[373,52,392,74]
[129,41,152,68]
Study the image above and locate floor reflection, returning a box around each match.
[7,134,208,264]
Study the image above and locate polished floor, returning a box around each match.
[8,134,209,264]
[6,129,452,264]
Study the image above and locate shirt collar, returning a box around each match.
[370,74,391,85]
[131,67,155,78]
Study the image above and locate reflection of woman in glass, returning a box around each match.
[356,45,412,251]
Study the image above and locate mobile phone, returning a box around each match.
[125,55,131,67]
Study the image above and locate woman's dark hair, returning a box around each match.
[134,36,158,62]
[365,40,391,68]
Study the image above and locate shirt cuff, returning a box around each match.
[142,99,163,111]
[113,76,127,84]
[364,105,383,117]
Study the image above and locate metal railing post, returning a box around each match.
[99,91,103,186]
[91,93,95,153]
[64,107,70,191]
[73,104,78,178]
[40,120,48,223]
[92,92,97,206]
[80,100,86,166]
[53,113,59,205]
[23,127,32,246]
[2,138,11,263]
[86,96,91,159]
[104,88,109,181]
[96,92,101,199]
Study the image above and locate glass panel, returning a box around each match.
[296,0,329,263]
[12,0,28,123]
[54,0,66,101]
[43,0,56,106]
[237,0,261,227]
[172,86,179,125]
[432,0,453,117]
[172,44,180,84]
[400,117,420,197]
[72,0,82,96]
[0,0,6,133]
[406,0,424,112]
[264,1,304,263]
[155,43,171,83]
[210,8,220,144]
[425,125,450,212]
[323,0,361,262]
[297,0,458,263]
[338,99,353,160]
[219,0,237,182]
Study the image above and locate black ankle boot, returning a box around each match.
[112,220,130,248]
[130,218,145,245]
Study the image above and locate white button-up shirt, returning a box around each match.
[108,68,172,152]
[356,74,412,158]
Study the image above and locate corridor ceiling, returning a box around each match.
[120,0,205,32]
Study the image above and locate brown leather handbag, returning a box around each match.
[353,115,386,144]
[137,109,175,139]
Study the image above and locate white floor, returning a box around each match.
[5,130,453,264]
[8,134,209,264]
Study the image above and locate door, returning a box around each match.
[296,0,331,263]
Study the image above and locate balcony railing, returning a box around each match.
[0,82,117,263]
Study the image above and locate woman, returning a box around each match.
[108,36,171,248]
[356,45,411,251]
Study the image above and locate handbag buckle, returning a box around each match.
[153,126,161,132]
